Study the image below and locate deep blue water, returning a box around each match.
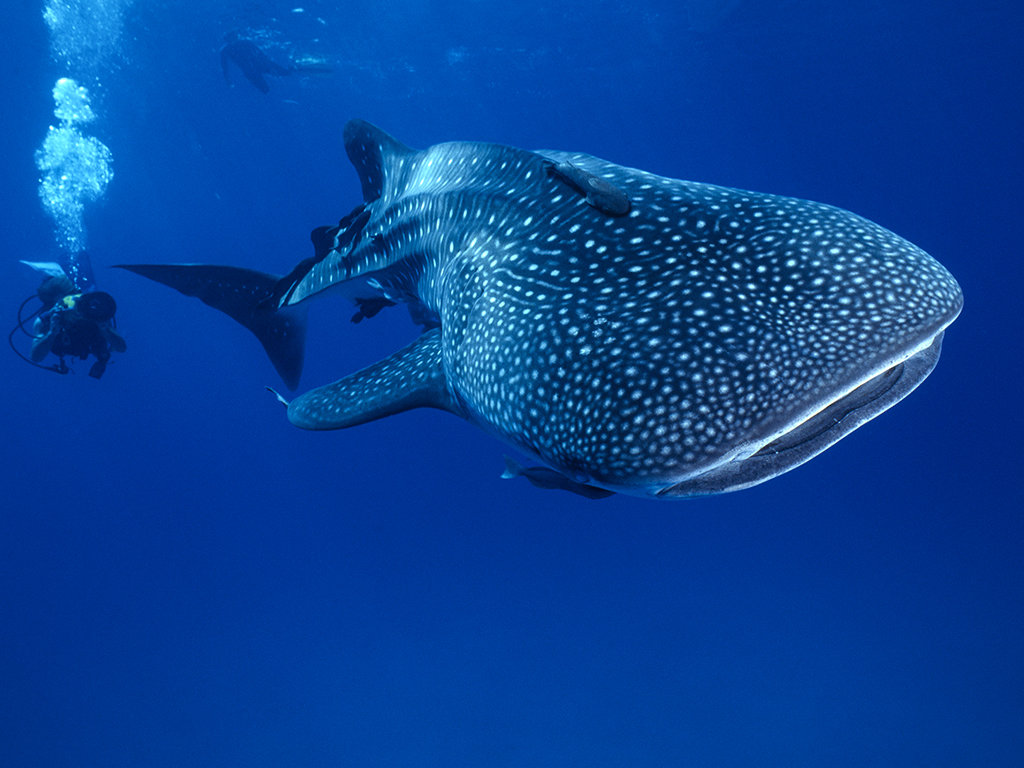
[2,1,1021,765]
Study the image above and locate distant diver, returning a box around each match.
[10,257,126,379]
[220,33,333,93]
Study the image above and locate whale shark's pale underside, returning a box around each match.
[117,120,962,498]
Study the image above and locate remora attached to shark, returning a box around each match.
[117,120,962,498]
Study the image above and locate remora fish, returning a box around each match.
[116,119,963,498]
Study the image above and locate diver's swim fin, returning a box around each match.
[114,263,307,390]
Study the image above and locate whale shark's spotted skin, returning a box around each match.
[117,120,962,498]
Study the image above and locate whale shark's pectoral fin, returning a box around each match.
[287,327,456,430]
[114,263,307,390]
[500,455,616,499]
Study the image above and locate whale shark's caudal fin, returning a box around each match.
[113,263,307,390]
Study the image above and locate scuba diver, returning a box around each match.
[10,257,126,379]
[220,33,333,93]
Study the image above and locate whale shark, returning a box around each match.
[116,119,962,498]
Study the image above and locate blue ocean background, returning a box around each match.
[2,1,1021,765]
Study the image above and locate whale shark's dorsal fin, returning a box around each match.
[343,119,416,203]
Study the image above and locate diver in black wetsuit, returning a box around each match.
[10,258,127,379]
[221,37,293,93]
[28,276,126,379]
[220,34,333,93]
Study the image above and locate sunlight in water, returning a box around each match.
[43,0,134,71]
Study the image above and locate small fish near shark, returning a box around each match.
[116,119,962,499]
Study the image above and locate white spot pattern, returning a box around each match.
[291,128,963,496]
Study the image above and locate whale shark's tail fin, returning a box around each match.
[114,263,307,390]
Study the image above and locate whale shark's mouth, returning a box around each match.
[749,362,908,459]
[658,332,947,498]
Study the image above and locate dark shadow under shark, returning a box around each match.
[116,120,962,499]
